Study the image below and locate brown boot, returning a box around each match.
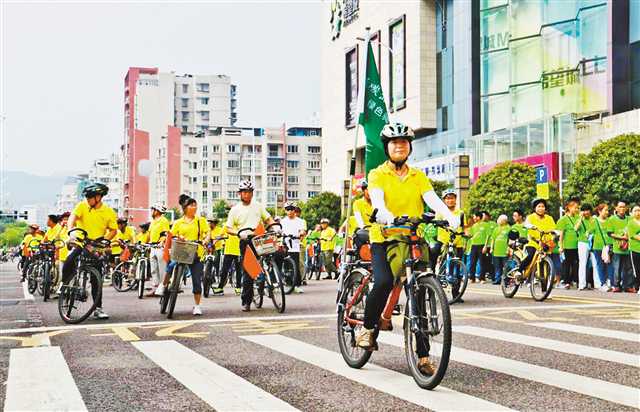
[418,357,436,376]
[355,328,378,351]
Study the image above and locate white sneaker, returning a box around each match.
[93,308,109,319]
[154,285,165,296]
[293,287,304,294]
[192,305,202,316]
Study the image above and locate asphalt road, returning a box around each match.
[0,261,638,411]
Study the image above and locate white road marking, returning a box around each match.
[378,332,640,409]
[132,340,297,411]
[4,346,87,412]
[612,318,640,325]
[241,334,513,411]
[530,322,640,342]
[21,281,34,301]
[454,325,639,367]
[0,287,21,290]
[454,303,619,313]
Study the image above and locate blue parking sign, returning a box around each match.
[536,166,548,184]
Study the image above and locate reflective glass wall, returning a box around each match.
[631,0,640,108]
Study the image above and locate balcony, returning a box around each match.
[266,166,283,174]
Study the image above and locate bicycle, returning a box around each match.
[32,239,64,301]
[336,211,452,390]
[433,227,469,304]
[159,238,200,319]
[202,236,226,298]
[58,228,110,324]
[278,234,300,295]
[111,242,138,293]
[240,224,286,313]
[502,227,557,301]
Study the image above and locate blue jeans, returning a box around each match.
[492,256,506,283]
[612,253,633,289]
[590,250,608,288]
[166,259,201,294]
[551,253,562,280]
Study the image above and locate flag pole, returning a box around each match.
[338,27,370,304]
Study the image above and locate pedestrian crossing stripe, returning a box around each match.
[530,322,639,342]
[377,332,640,409]
[241,334,513,411]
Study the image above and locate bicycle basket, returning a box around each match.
[252,233,279,256]
[170,239,198,264]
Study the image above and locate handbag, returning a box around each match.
[619,239,629,251]
[602,245,611,264]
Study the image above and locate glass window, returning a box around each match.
[227,160,240,168]
[480,0,507,10]
[481,93,510,133]
[198,97,209,105]
[632,0,640,43]
[287,145,298,153]
[182,84,188,93]
[345,46,358,127]
[211,160,219,169]
[181,98,189,108]
[481,50,509,95]
[307,160,321,169]
[307,146,321,154]
[287,160,299,169]
[512,83,542,125]
[528,120,545,156]
[580,5,607,60]
[495,129,511,163]
[196,83,209,92]
[511,37,542,86]
[480,6,509,53]
[211,145,220,153]
[389,15,406,111]
[287,191,298,199]
[512,126,528,159]
[510,0,541,39]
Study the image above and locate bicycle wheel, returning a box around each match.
[501,257,520,298]
[281,256,297,295]
[112,261,134,292]
[267,260,286,313]
[337,268,373,369]
[203,260,213,298]
[404,275,451,390]
[530,255,554,302]
[36,264,45,296]
[27,265,38,294]
[253,277,264,309]
[441,258,468,304]
[58,266,102,324]
[136,261,146,299]
[42,262,51,302]
[167,264,183,319]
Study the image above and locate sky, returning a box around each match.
[1,0,322,177]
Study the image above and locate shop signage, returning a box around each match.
[330,0,360,41]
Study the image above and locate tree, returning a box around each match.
[266,207,277,218]
[564,134,640,206]
[209,200,229,220]
[466,162,561,220]
[431,180,453,197]
[0,222,28,247]
[300,192,341,227]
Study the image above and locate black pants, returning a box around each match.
[519,246,537,273]
[238,241,256,306]
[364,243,429,357]
[20,256,30,280]
[631,251,640,289]
[469,245,490,280]
[430,242,443,272]
[62,248,102,308]
[562,248,579,284]
[287,252,301,286]
[218,253,241,289]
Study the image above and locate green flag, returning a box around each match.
[358,40,389,175]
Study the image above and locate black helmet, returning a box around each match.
[117,217,128,225]
[139,222,150,231]
[359,180,368,190]
[531,198,548,209]
[208,217,220,224]
[82,182,109,198]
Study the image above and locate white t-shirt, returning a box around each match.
[280,216,306,252]
[226,201,271,233]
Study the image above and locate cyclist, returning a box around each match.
[43,214,63,242]
[281,201,306,293]
[205,216,225,272]
[214,222,242,296]
[162,194,209,315]
[320,218,337,280]
[137,222,150,244]
[430,188,466,301]
[516,198,557,277]
[353,181,373,229]
[149,204,170,296]
[54,212,71,294]
[225,179,276,312]
[294,205,307,285]
[63,183,117,319]
[20,224,41,282]
[355,123,459,376]
[111,217,135,264]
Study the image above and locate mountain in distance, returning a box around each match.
[1,170,74,209]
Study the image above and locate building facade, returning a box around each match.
[153,126,322,216]
[87,153,122,212]
[122,67,238,223]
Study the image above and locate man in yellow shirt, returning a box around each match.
[20,224,41,282]
[43,214,63,243]
[216,224,242,296]
[137,222,150,244]
[63,183,117,319]
[111,218,136,259]
[319,218,337,279]
[149,204,171,295]
[353,181,374,229]
[355,123,459,376]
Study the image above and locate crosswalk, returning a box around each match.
[2,318,639,411]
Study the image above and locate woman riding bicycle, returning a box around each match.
[355,123,459,375]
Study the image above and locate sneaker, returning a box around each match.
[302,280,308,286]
[234,288,242,296]
[392,304,401,316]
[55,284,63,294]
[241,304,251,312]
[192,305,202,316]
[598,285,611,292]
[293,287,304,294]
[212,288,224,296]
[560,282,570,289]
[355,328,378,351]
[625,288,637,293]
[612,287,622,293]
[418,357,436,376]
[470,278,476,284]
[154,284,165,296]
[492,281,500,285]
[323,274,333,280]
[93,308,109,319]
[480,280,486,284]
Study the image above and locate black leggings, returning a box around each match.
[469,245,490,280]
[562,248,579,284]
[62,248,102,308]
[631,251,640,289]
[364,243,429,357]
[218,254,241,289]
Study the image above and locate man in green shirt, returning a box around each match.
[487,215,511,285]
[607,201,634,292]
[557,199,580,289]
[576,204,595,290]
[468,211,491,283]
[627,205,640,293]
[511,209,528,238]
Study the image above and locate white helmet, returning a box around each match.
[284,201,297,210]
[150,203,167,213]
[238,179,254,192]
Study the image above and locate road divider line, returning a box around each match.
[529,322,640,342]
[132,340,298,411]
[377,332,640,409]
[454,303,618,313]
[241,334,513,411]
[612,319,640,325]
[4,346,87,412]
[454,325,639,367]
[21,280,34,301]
